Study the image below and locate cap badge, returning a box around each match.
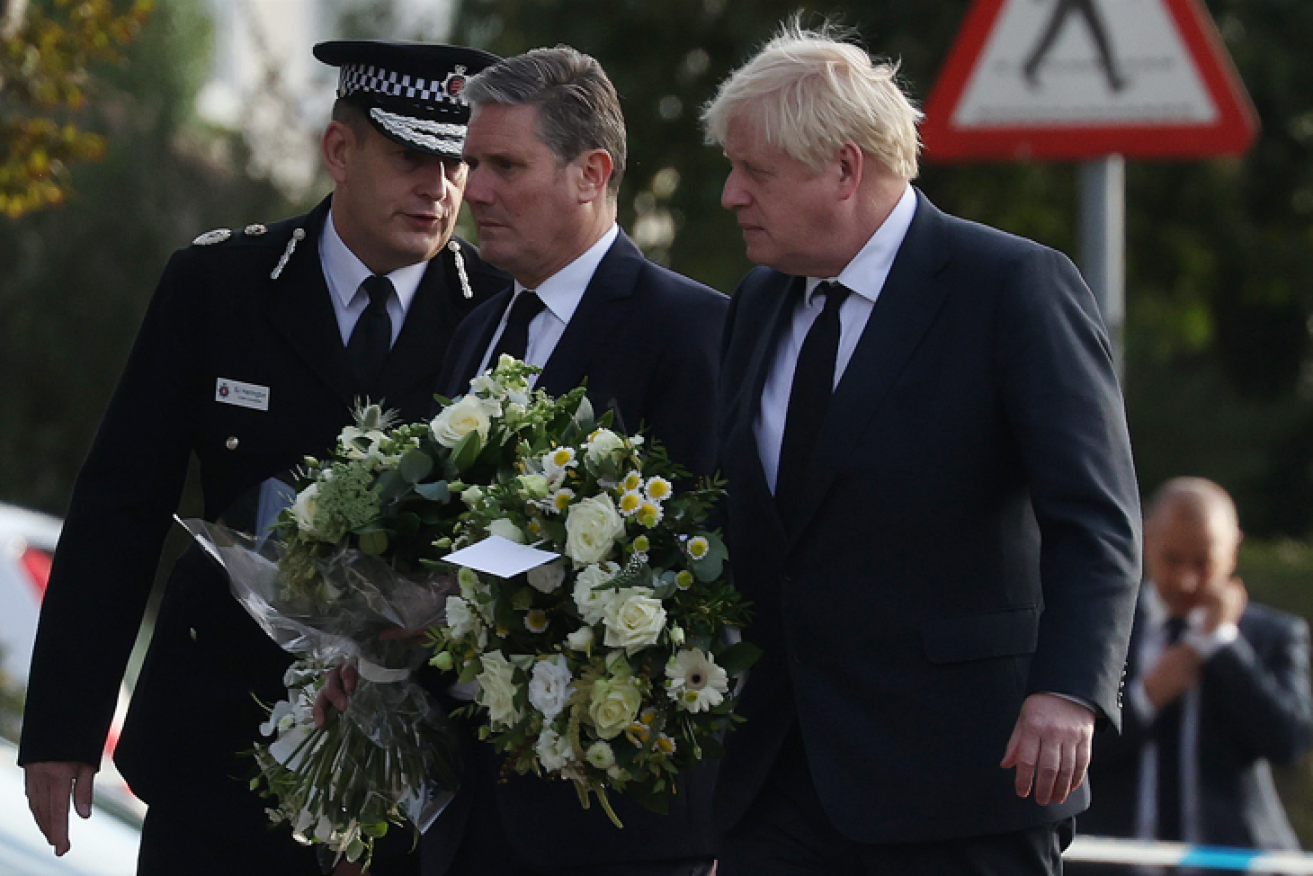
[442,65,469,102]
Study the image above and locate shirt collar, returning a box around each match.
[804,183,917,306]
[515,224,620,324]
[322,208,426,310]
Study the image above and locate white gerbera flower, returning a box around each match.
[665,648,729,713]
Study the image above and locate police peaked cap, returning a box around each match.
[314,40,500,160]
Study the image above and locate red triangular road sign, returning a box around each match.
[921,0,1258,162]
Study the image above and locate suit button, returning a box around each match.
[225,436,239,450]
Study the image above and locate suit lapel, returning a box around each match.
[786,191,954,543]
[445,287,513,396]
[263,198,359,408]
[536,232,641,400]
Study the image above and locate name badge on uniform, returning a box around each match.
[216,378,270,411]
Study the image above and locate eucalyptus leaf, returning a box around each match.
[399,449,434,484]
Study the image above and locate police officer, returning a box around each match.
[20,40,504,876]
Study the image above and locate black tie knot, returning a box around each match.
[507,290,545,326]
[817,281,852,312]
[1165,616,1188,644]
[361,274,394,310]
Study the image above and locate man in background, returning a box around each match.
[21,39,503,876]
[1081,477,1313,852]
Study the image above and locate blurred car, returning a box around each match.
[0,502,142,874]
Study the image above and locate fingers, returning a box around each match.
[72,764,96,820]
[313,663,359,729]
[1002,694,1095,806]
[25,762,93,856]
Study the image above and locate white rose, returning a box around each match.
[489,518,526,544]
[603,588,668,654]
[585,740,616,770]
[588,676,642,740]
[584,428,626,469]
[564,494,625,565]
[535,726,575,773]
[430,395,492,448]
[518,474,550,500]
[444,595,482,642]
[528,655,575,720]
[475,652,523,729]
[526,561,565,593]
[573,562,620,625]
[290,483,321,536]
[460,486,484,508]
[566,625,596,651]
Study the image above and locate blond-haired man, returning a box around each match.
[703,21,1141,875]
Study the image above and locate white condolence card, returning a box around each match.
[442,535,559,579]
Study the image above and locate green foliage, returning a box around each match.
[0,0,154,217]
[0,0,297,517]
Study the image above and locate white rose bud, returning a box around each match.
[489,518,526,544]
[586,740,616,770]
[430,395,491,448]
[566,625,596,651]
[564,494,625,565]
[461,486,484,508]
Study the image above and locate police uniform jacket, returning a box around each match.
[20,196,505,820]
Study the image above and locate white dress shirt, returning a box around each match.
[1130,587,1240,845]
[754,184,917,492]
[476,223,620,380]
[320,210,425,347]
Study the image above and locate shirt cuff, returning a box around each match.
[1184,622,1240,659]
[1046,691,1096,715]
[1128,678,1157,724]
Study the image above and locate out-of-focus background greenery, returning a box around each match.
[4,0,1313,844]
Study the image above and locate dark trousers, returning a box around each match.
[436,771,713,876]
[138,799,420,876]
[717,726,1072,876]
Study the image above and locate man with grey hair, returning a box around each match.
[1079,477,1311,860]
[702,21,1141,875]
[423,44,726,876]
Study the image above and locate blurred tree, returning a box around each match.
[0,0,154,217]
[0,0,295,515]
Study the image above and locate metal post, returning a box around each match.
[1078,155,1126,377]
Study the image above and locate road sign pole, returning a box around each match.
[1079,154,1126,377]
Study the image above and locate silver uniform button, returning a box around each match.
[225,436,239,450]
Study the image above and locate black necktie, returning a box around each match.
[1155,615,1189,840]
[775,282,851,525]
[346,275,394,397]
[489,290,545,365]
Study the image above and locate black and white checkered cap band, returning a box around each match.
[338,63,468,107]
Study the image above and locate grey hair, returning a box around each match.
[464,45,627,197]
[702,19,922,179]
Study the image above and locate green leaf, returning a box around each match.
[399,449,434,483]
[716,641,762,676]
[414,481,451,503]
[376,469,409,502]
[451,430,483,472]
[358,529,389,555]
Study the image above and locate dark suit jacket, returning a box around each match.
[714,189,1142,844]
[20,197,504,825]
[424,230,728,873]
[1081,599,1313,849]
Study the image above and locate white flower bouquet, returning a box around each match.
[181,358,592,866]
[428,394,760,826]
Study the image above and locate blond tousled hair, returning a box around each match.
[702,19,923,180]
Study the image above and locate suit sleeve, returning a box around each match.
[20,249,204,767]
[1206,613,1313,764]
[995,246,1142,730]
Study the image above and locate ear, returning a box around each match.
[573,148,614,204]
[322,120,354,186]
[835,142,863,200]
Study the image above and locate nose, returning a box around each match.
[721,168,748,210]
[464,164,491,207]
[419,161,456,204]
